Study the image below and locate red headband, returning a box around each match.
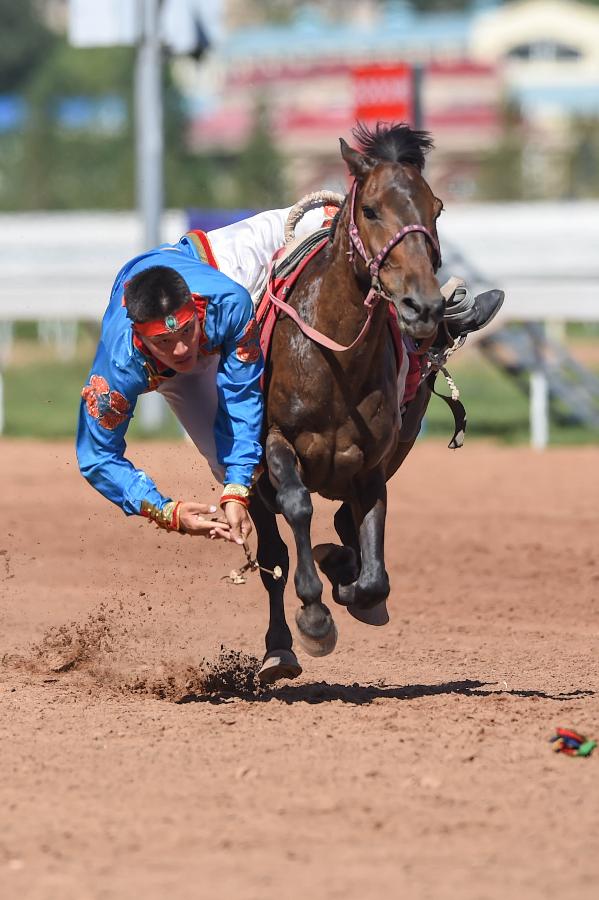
[132,299,196,338]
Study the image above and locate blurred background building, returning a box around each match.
[2,0,599,210]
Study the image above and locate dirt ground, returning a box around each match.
[1,437,598,900]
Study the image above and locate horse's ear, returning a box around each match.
[340,138,374,181]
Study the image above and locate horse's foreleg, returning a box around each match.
[266,430,337,657]
[250,487,302,685]
[337,468,390,620]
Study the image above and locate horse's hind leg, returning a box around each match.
[313,502,360,599]
[266,430,337,657]
[337,468,391,624]
[250,487,302,685]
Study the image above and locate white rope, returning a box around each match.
[420,333,466,398]
[440,365,460,402]
[284,191,345,244]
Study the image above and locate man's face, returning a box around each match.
[141,314,201,372]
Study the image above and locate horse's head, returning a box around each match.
[340,123,444,340]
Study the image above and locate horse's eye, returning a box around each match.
[362,206,377,220]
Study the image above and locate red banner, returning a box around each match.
[353,63,413,124]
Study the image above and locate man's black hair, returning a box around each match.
[124,266,192,322]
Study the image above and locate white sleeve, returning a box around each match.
[207,206,329,302]
[207,209,288,299]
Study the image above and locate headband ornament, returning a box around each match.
[133,299,196,338]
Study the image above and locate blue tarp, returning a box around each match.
[187,208,257,232]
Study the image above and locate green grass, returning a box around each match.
[2,345,597,445]
[3,356,181,440]
[423,353,598,446]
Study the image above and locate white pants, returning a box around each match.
[159,207,310,482]
[157,353,224,482]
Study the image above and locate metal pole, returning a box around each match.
[412,63,424,130]
[134,0,165,431]
[0,321,14,435]
[135,0,163,249]
[530,322,549,450]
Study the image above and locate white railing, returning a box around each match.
[1,205,598,442]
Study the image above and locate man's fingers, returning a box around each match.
[184,514,231,537]
[230,525,244,545]
[186,503,218,515]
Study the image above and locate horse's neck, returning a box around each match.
[318,207,389,360]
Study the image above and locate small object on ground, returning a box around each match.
[222,542,284,585]
[549,727,597,757]
[226,569,247,585]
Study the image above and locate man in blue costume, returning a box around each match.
[77,207,503,545]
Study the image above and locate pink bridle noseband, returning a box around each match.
[266,179,441,353]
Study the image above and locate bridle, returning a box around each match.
[266,179,441,354]
[347,179,442,310]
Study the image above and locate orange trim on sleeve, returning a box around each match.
[186,230,219,269]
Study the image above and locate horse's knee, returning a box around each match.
[278,484,312,528]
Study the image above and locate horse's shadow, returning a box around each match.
[177,679,594,706]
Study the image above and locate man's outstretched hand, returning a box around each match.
[222,501,252,545]
[178,502,230,539]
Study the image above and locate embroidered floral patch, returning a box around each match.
[81,374,130,430]
[236,318,261,364]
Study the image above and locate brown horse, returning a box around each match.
[251,123,444,684]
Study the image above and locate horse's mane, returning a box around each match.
[327,122,434,242]
[352,121,434,172]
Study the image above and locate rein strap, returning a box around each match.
[266,237,379,353]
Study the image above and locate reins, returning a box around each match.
[265,237,374,354]
[266,180,441,354]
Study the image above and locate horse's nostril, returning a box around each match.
[399,295,444,324]
[399,296,422,320]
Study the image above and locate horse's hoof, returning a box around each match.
[295,608,338,657]
[258,650,302,685]
[312,542,338,566]
[347,599,389,627]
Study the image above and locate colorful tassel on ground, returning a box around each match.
[549,728,597,757]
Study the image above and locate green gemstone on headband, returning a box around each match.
[165,315,178,331]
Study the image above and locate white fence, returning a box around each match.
[1,204,598,441]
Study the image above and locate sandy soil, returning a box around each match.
[1,437,598,900]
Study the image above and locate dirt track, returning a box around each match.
[1,437,598,900]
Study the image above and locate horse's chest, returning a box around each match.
[294,389,398,493]
[339,390,397,459]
